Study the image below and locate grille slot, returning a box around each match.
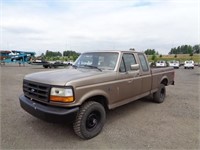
[23,80,50,102]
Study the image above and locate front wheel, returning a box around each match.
[153,84,166,103]
[73,101,106,139]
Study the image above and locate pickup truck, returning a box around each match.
[19,50,175,139]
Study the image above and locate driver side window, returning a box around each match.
[119,53,136,72]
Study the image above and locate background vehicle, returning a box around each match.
[184,60,194,69]
[19,50,175,139]
[168,60,180,69]
[156,60,168,67]
[0,50,35,65]
[31,60,69,68]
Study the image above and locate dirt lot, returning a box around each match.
[0,64,199,149]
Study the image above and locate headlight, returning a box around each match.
[50,87,74,103]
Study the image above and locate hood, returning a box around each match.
[24,68,104,86]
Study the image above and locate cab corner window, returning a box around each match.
[119,59,126,72]
[138,54,149,72]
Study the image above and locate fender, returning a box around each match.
[160,75,168,85]
[78,89,109,105]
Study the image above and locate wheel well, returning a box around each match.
[85,95,108,110]
[161,78,168,86]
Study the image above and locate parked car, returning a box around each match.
[19,50,175,139]
[194,62,199,66]
[168,60,180,69]
[184,60,194,69]
[156,60,167,67]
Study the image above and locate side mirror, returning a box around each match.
[130,64,139,71]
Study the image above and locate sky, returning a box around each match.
[1,0,199,55]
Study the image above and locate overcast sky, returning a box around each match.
[1,0,199,55]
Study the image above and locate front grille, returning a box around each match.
[23,80,50,102]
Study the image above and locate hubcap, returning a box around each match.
[86,112,100,130]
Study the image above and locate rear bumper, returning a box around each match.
[19,95,79,123]
[184,66,194,68]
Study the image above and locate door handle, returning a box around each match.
[135,73,140,77]
[128,79,134,83]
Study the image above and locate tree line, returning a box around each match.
[144,44,200,55]
[43,50,80,61]
[144,49,159,55]
[169,44,200,54]
[41,44,199,61]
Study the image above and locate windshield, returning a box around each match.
[157,61,165,63]
[74,52,119,70]
[186,61,193,64]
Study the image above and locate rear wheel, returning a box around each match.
[43,65,48,68]
[153,84,166,103]
[73,101,106,139]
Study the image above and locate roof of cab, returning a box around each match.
[82,50,142,54]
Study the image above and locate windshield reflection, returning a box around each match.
[74,52,119,71]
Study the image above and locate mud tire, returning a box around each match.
[153,84,166,103]
[73,101,106,139]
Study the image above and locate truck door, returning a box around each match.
[117,53,142,101]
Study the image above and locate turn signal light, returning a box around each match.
[50,96,74,103]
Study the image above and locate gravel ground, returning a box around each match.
[0,64,199,149]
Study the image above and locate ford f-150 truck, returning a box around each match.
[19,50,175,139]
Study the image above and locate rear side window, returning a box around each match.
[138,54,149,72]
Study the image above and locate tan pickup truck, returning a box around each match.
[19,50,174,139]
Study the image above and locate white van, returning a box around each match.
[184,60,194,69]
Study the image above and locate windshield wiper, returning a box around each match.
[83,65,102,72]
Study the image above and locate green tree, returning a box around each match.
[129,48,135,51]
[193,44,200,53]
[63,50,80,61]
[169,44,195,54]
[151,53,157,62]
[188,45,193,54]
[45,50,62,57]
[145,49,156,55]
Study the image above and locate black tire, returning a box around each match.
[73,101,106,139]
[43,65,48,68]
[153,84,166,103]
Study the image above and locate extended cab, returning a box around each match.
[19,50,175,139]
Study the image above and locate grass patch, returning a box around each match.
[147,54,200,62]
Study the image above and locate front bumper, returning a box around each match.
[19,95,79,123]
